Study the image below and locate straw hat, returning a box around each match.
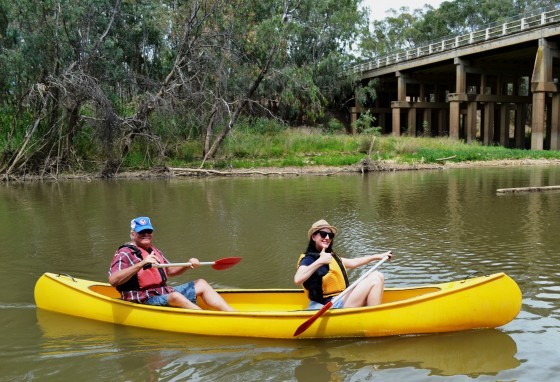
[307,219,338,239]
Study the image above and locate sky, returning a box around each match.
[361,0,446,21]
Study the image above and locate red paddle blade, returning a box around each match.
[211,257,242,270]
[293,301,333,336]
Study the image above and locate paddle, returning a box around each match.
[293,253,391,337]
[144,257,242,271]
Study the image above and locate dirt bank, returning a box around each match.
[114,158,560,179]
[4,158,560,182]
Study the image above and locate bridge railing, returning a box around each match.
[352,6,560,75]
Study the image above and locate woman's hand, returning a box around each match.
[318,248,332,265]
[381,251,393,261]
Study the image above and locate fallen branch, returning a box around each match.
[168,167,300,176]
[496,185,560,194]
[436,155,457,162]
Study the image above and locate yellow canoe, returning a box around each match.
[34,272,522,339]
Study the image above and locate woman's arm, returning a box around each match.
[341,251,392,270]
[294,251,332,285]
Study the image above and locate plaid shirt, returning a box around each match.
[108,244,175,303]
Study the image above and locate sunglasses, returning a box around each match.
[137,229,153,235]
[315,231,335,239]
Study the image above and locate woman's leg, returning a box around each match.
[343,271,385,308]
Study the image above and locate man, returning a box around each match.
[108,216,235,311]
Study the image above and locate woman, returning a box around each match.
[294,219,392,310]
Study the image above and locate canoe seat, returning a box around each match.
[89,285,121,299]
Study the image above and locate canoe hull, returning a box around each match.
[34,272,522,339]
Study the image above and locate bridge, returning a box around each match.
[350,6,560,150]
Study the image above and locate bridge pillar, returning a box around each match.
[408,108,416,136]
[392,72,407,136]
[392,108,401,136]
[499,104,510,147]
[551,94,560,150]
[449,102,461,139]
[449,59,468,139]
[530,38,558,150]
[532,92,546,150]
[483,103,495,145]
[466,101,477,142]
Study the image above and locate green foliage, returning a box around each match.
[210,131,560,169]
[355,79,378,107]
[323,118,345,134]
[1,0,558,176]
[375,136,560,163]
[234,117,286,135]
[351,110,379,134]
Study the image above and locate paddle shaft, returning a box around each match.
[151,262,212,268]
[293,253,391,336]
[143,257,241,270]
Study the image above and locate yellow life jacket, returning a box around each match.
[297,252,349,303]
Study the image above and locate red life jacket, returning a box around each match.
[116,244,168,292]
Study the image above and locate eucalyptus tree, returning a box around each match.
[0,0,165,176]
[0,0,368,176]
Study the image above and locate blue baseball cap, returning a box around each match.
[130,217,154,232]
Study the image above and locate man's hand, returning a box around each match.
[187,258,200,269]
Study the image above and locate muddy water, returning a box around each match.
[1,165,559,381]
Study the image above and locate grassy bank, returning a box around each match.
[161,128,560,170]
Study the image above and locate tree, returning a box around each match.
[1,0,369,177]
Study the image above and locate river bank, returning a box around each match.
[4,158,560,182]
[82,158,560,180]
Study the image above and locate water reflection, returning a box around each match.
[37,310,520,381]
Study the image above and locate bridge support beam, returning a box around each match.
[392,72,407,136]
[531,92,546,150]
[449,102,460,139]
[449,59,468,139]
[392,108,401,136]
[484,102,496,145]
[531,38,559,150]
[552,94,560,150]
[466,101,477,142]
[499,104,510,147]
[408,108,416,136]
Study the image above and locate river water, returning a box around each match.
[1,165,560,381]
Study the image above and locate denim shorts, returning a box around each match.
[145,281,197,306]
[307,298,344,310]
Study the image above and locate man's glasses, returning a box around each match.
[137,229,153,235]
[315,231,335,239]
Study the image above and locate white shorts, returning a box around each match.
[307,298,344,310]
